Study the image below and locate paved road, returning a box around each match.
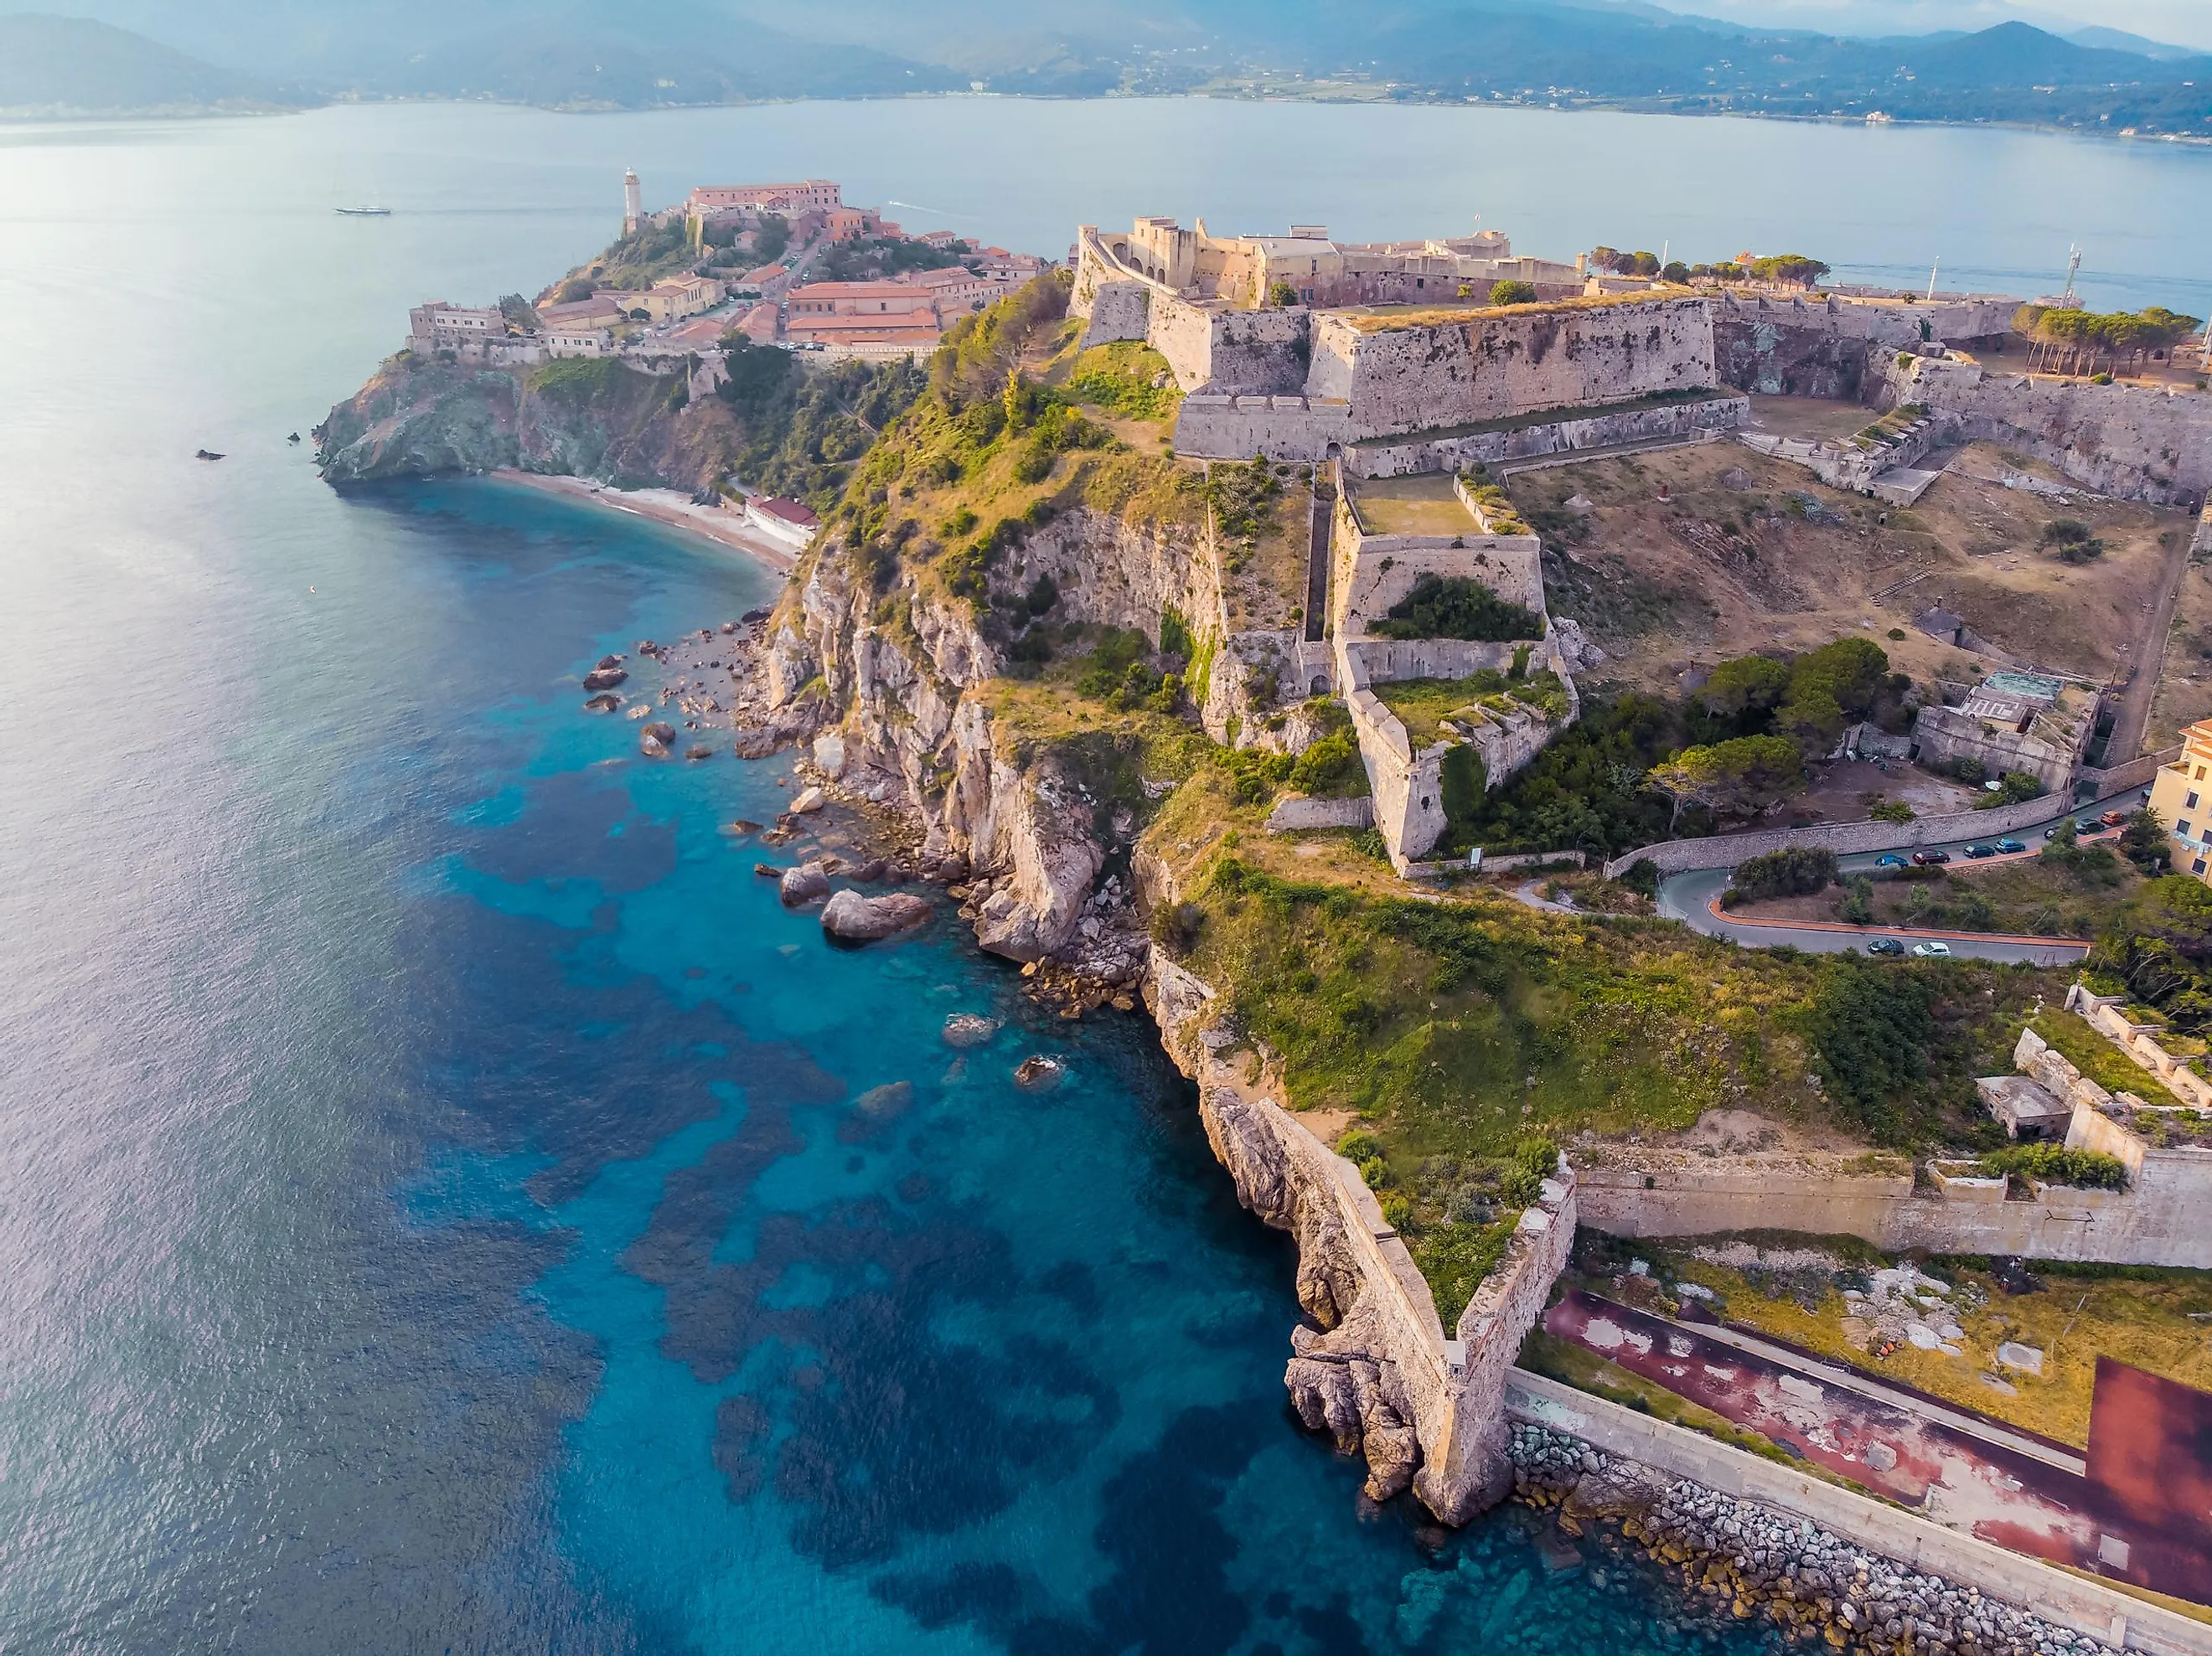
[1654,786,2149,964]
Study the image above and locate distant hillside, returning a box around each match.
[14,0,2212,132]
[0,13,305,114]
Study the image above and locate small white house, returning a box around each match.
[744,495,819,550]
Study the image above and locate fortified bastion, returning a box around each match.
[1072,215,1734,468]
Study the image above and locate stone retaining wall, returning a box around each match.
[1344,395,1749,479]
[1601,791,2070,879]
[1503,1370,2210,1656]
[1263,794,1373,833]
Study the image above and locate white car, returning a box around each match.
[1910,941,1953,958]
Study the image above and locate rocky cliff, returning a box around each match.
[1142,952,1579,1523]
[316,354,739,489]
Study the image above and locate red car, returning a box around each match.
[2099,810,2129,828]
[1912,849,1951,866]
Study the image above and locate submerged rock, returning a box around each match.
[1012,1055,1065,1092]
[685,745,712,761]
[821,889,930,941]
[639,720,675,758]
[943,1014,1000,1048]
[583,668,627,691]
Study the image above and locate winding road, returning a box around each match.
[1644,787,2150,964]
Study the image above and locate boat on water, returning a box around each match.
[334,205,392,217]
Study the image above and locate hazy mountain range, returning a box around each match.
[5,0,2210,133]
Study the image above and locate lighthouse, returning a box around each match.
[623,169,642,236]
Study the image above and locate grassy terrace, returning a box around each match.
[1371,672,1567,746]
[1349,473,1475,537]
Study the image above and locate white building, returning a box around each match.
[546,328,613,359]
[744,495,819,550]
[408,302,506,360]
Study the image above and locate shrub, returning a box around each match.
[1287,732,1368,798]
[1869,800,1915,823]
[1807,959,1936,1143]
[2121,806,2168,872]
[1149,900,1205,957]
[1732,846,1838,900]
[2041,518,2106,564]
[1977,1143,2127,1190]
[1617,859,1660,898]
[1838,874,1875,925]
[1267,280,1300,307]
[1074,627,1150,699]
[1488,280,1538,306]
[1371,574,1543,642]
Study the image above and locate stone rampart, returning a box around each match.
[1305,296,1718,439]
[1143,956,1575,1524]
[1331,524,1547,637]
[1886,355,2212,508]
[1712,292,2018,399]
[1574,1151,2212,1267]
[1346,394,1748,478]
[1601,790,2072,880]
[1264,794,1373,833]
[1504,1370,2212,1656]
[2065,986,2212,1111]
[1173,394,1354,461]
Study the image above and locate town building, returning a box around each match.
[783,280,937,324]
[545,327,613,359]
[685,180,842,221]
[1909,671,2099,794]
[2150,719,2212,881]
[597,274,723,324]
[408,302,505,360]
[743,495,820,550]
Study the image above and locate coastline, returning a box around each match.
[492,470,798,575]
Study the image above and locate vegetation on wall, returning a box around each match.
[1371,574,1543,642]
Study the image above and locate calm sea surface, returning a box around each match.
[1,99,2204,1653]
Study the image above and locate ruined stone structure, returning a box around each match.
[1910,672,2099,793]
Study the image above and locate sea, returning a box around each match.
[3,97,2207,1654]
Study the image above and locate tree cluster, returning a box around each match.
[2012,304,2202,378]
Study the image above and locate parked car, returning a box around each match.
[1964,843,1997,859]
[2043,824,2067,841]
[1996,839,2026,854]
[2079,818,2105,835]
[1912,849,1951,866]
[1874,854,1910,868]
[1911,941,1955,958]
[2100,809,2129,828]
[1866,937,1905,956]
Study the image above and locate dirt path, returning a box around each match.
[2108,514,2194,764]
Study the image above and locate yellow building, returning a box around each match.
[2149,718,2212,881]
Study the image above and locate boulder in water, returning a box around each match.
[583,667,628,691]
[821,889,930,941]
[943,1014,1000,1048]
[1012,1055,1065,1092]
[685,745,712,761]
[582,693,621,713]
[789,786,826,814]
[780,862,831,905]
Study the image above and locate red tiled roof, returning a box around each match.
[753,496,819,528]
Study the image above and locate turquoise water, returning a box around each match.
[2,98,2198,1652]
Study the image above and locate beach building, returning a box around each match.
[2149,718,2212,880]
[744,496,820,550]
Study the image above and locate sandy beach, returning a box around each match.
[492,470,799,574]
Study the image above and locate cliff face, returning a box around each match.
[1141,952,1579,1524]
[317,355,739,489]
[772,495,1297,963]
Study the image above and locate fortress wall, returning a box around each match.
[1145,292,1221,391]
[1314,297,1718,441]
[1173,395,1351,461]
[1600,789,2075,878]
[1333,533,1547,636]
[1075,279,1150,351]
[1574,1158,2212,1267]
[1713,295,2018,400]
[1206,308,1315,397]
[1347,395,1747,478]
[1888,357,2212,507]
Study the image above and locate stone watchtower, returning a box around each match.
[623,169,642,237]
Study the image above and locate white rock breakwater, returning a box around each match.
[1508,1425,2117,1656]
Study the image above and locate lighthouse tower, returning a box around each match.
[623,169,642,236]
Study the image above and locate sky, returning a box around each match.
[1679,0,2212,50]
